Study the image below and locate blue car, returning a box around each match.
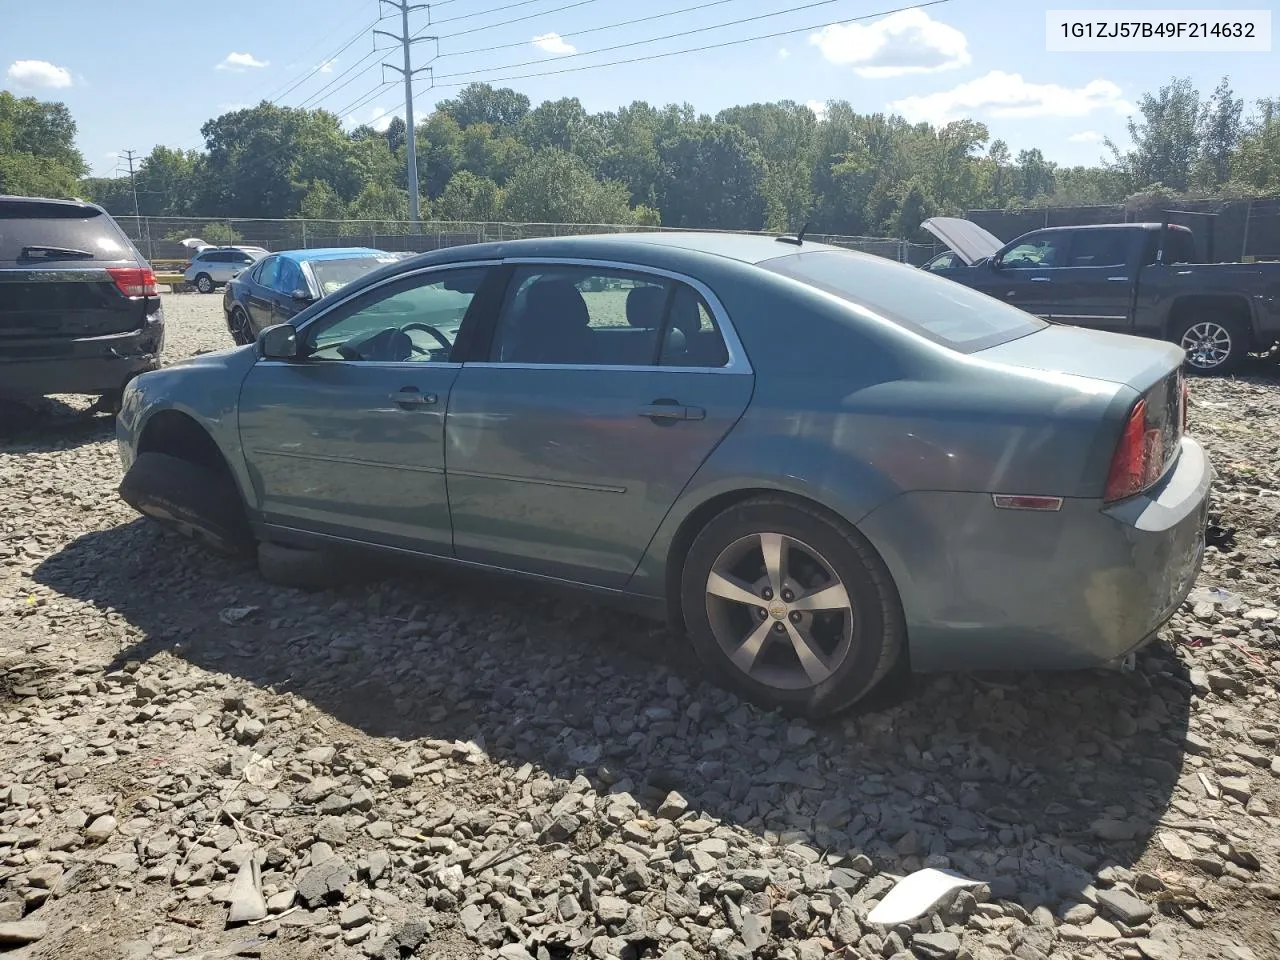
[222,247,403,345]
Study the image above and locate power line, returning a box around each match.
[296,48,384,109]
[117,149,142,218]
[434,0,743,60]
[432,0,862,81]
[428,0,951,90]
[271,17,382,104]
[428,0,595,27]
[418,0,599,43]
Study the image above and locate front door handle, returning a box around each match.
[1029,277,1051,283]
[638,400,705,422]
[1106,276,1130,282]
[390,387,437,409]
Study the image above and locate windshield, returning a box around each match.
[309,255,397,296]
[760,249,1047,353]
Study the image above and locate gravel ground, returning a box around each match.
[0,293,1278,960]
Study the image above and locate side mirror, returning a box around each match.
[292,288,313,303]
[258,323,299,360]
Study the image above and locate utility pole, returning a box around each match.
[375,0,436,229]
[118,148,141,218]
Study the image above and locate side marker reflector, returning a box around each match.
[992,494,1064,512]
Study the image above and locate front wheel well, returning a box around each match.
[136,410,232,477]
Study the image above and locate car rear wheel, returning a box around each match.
[1175,315,1248,374]
[228,306,253,346]
[194,273,215,294]
[118,451,253,556]
[680,497,905,717]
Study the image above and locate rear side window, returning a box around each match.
[1067,230,1128,268]
[760,249,1047,353]
[0,202,133,265]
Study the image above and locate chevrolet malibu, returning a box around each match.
[115,232,1210,717]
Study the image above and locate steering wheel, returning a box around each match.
[401,322,452,354]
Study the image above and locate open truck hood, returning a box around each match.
[920,217,1004,265]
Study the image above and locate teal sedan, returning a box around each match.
[115,232,1210,717]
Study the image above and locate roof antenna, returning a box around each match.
[775,221,810,246]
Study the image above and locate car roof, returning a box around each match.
[0,194,105,216]
[396,231,848,267]
[275,247,386,263]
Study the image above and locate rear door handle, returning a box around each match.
[390,387,437,409]
[1029,277,1051,283]
[638,400,705,422]
[1107,276,1130,282]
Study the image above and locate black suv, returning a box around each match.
[0,196,164,411]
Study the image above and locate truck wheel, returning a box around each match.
[1174,315,1248,374]
[118,451,253,556]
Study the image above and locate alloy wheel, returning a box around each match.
[1180,321,1232,371]
[704,531,854,691]
[229,309,252,345]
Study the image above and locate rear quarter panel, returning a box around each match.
[1133,262,1280,337]
[629,268,1132,595]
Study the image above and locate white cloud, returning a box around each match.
[809,9,969,79]
[1069,130,1104,143]
[889,71,1133,125]
[531,32,576,55]
[6,59,73,89]
[807,99,828,121]
[317,58,337,74]
[777,47,790,60]
[216,51,269,72]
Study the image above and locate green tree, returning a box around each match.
[1193,77,1243,191]
[502,148,635,224]
[436,171,503,221]
[656,122,766,229]
[0,91,87,196]
[435,83,531,130]
[1109,76,1201,192]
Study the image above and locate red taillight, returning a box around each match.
[107,266,158,298]
[1103,398,1167,503]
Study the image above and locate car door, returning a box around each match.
[237,261,498,551]
[246,255,279,331]
[983,230,1071,319]
[445,259,754,587]
[1044,228,1136,332]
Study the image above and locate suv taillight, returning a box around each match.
[1103,398,1167,503]
[107,266,158,298]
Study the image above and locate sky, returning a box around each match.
[2,0,1275,179]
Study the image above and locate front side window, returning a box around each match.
[301,267,490,363]
[491,266,670,366]
[925,252,958,272]
[998,233,1066,269]
[275,259,303,294]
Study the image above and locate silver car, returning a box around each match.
[184,246,269,294]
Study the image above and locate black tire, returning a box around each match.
[194,273,215,294]
[679,496,905,718]
[228,307,253,346]
[118,451,252,556]
[256,541,348,590]
[1172,314,1249,375]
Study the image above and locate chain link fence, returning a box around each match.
[113,216,941,266]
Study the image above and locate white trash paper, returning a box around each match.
[866,867,983,926]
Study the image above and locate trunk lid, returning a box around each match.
[920,217,1004,265]
[979,324,1186,492]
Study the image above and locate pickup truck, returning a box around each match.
[920,217,1280,373]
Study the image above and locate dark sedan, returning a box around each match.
[222,247,402,345]
[119,231,1209,717]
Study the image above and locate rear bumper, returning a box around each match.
[0,314,165,399]
[858,436,1212,672]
